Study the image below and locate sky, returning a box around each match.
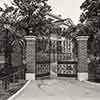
[48,0,84,25]
[0,0,84,25]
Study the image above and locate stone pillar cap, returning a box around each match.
[24,35,36,40]
[76,36,89,40]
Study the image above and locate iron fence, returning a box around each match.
[0,64,26,90]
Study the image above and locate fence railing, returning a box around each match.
[0,64,26,90]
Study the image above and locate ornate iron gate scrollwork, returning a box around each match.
[57,38,77,78]
[35,38,50,79]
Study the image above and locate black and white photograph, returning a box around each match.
[0,0,100,100]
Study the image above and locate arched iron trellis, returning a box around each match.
[10,39,26,80]
[10,39,26,49]
[10,39,25,66]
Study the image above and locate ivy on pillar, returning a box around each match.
[76,36,89,81]
[24,36,36,80]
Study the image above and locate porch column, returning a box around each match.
[76,36,89,81]
[24,36,36,80]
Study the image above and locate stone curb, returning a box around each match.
[7,80,31,100]
[84,80,100,86]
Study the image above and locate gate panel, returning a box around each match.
[57,38,77,78]
[57,53,77,77]
[35,39,50,79]
[96,62,100,82]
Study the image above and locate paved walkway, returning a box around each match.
[10,79,100,100]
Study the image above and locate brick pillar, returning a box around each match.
[24,36,36,80]
[76,36,89,81]
[0,54,5,69]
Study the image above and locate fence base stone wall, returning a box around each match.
[77,72,88,81]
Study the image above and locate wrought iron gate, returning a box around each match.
[96,61,100,82]
[35,38,50,79]
[57,38,77,78]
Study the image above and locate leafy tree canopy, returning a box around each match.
[80,0,100,56]
[80,0,100,35]
[0,0,57,39]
